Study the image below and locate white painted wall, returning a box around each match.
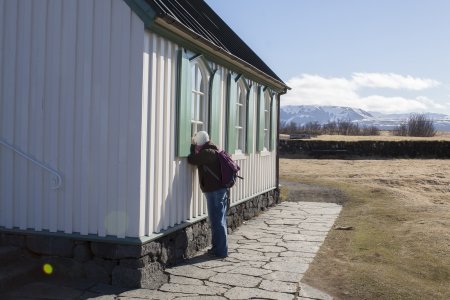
[140,31,277,236]
[0,0,277,239]
[0,0,144,238]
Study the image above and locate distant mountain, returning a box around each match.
[280,105,450,131]
[280,105,374,127]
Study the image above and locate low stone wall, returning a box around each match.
[0,189,279,289]
[279,140,450,158]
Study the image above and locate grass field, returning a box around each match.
[280,159,450,299]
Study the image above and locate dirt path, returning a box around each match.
[280,180,347,205]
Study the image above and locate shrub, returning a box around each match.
[361,125,380,136]
[280,120,381,136]
[393,114,436,137]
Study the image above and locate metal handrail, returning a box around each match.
[0,138,62,189]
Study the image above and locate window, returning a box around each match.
[264,92,271,150]
[191,63,208,136]
[176,50,215,157]
[235,82,247,153]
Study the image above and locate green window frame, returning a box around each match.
[176,49,192,157]
[257,87,277,152]
[190,61,208,137]
[226,73,252,155]
[264,91,271,150]
[270,93,278,151]
[177,49,220,157]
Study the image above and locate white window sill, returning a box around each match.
[260,149,271,157]
[232,152,247,161]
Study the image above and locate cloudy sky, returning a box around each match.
[205,0,450,115]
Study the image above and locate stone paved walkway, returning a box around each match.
[1,201,341,300]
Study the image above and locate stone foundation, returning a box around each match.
[279,140,450,158]
[0,189,279,289]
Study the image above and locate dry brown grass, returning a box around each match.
[280,159,450,299]
[306,131,450,141]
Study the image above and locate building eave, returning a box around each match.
[123,0,289,93]
[153,16,289,92]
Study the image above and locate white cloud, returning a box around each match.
[282,73,448,114]
[352,73,440,90]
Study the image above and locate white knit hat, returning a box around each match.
[193,131,210,146]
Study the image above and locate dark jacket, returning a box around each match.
[187,142,224,193]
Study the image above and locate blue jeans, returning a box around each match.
[204,188,228,257]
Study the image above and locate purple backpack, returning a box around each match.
[204,150,243,188]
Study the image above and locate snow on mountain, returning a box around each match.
[280,105,450,131]
[280,105,375,127]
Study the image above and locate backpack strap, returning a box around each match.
[203,165,221,183]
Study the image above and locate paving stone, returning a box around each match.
[84,261,110,283]
[265,219,301,225]
[78,291,109,299]
[204,281,231,289]
[89,283,130,295]
[238,244,287,253]
[165,265,217,279]
[119,289,185,299]
[39,277,96,290]
[169,275,203,286]
[261,226,299,234]
[298,230,328,237]
[235,248,262,255]
[264,252,280,258]
[280,251,317,258]
[298,223,334,232]
[271,256,314,264]
[223,287,294,300]
[189,259,234,269]
[5,282,83,299]
[299,283,333,300]
[237,239,259,244]
[260,279,298,293]
[84,295,116,300]
[258,237,283,243]
[159,283,226,295]
[229,266,272,276]
[226,252,270,262]
[241,232,273,240]
[173,296,227,300]
[208,264,237,273]
[304,235,327,242]
[282,234,309,241]
[209,273,261,287]
[112,263,168,289]
[263,261,309,273]
[278,242,321,253]
[262,271,304,282]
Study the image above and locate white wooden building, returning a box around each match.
[0,0,288,243]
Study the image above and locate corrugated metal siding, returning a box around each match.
[0,0,277,239]
[0,0,144,238]
[141,31,277,236]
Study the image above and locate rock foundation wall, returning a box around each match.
[0,189,279,288]
[279,140,450,158]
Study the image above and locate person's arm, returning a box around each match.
[188,149,216,166]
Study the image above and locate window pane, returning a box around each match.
[198,95,206,122]
[191,63,208,131]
